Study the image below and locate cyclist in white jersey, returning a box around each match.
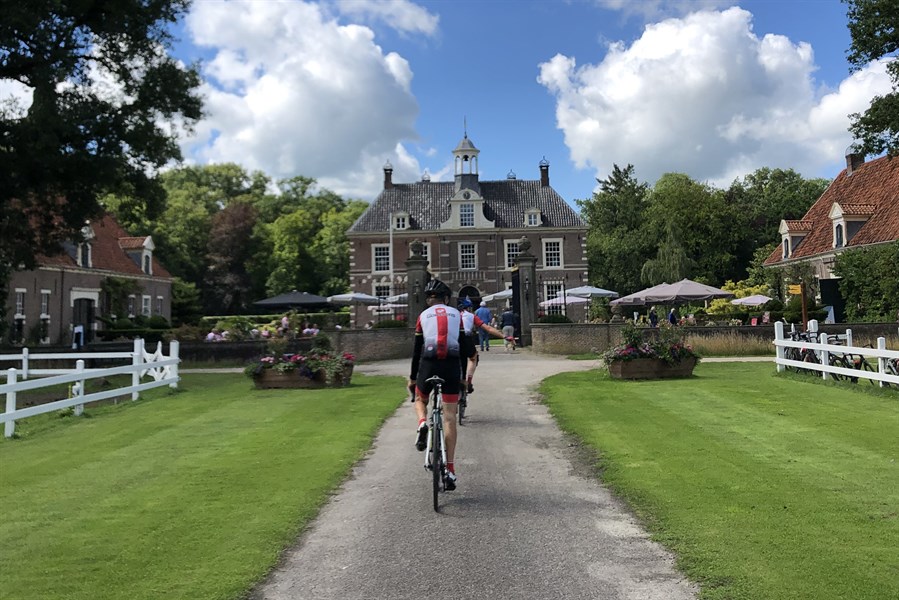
[409,279,474,490]
[457,297,504,393]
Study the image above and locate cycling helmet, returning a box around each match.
[458,297,473,309]
[424,278,451,299]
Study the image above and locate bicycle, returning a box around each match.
[423,375,449,512]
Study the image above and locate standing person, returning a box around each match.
[649,307,658,328]
[408,279,474,491]
[475,301,493,351]
[458,297,504,393]
[500,306,517,352]
[668,307,679,325]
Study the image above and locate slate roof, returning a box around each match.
[348,179,585,233]
[765,155,899,265]
[37,214,172,278]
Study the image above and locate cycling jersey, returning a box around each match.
[417,304,463,359]
[460,311,485,335]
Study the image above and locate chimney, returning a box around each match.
[383,160,394,189]
[846,152,865,175]
[539,157,550,186]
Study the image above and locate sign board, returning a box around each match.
[788,284,802,295]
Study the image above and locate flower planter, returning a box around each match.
[608,357,697,380]
[254,369,327,389]
[253,365,354,389]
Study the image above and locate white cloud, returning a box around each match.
[595,0,733,21]
[181,0,428,199]
[333,0,439,36]
[538,7,893,187]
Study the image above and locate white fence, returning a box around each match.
[774,321,899,387]
[0,339,180,438]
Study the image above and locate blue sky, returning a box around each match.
[166,0,890,205]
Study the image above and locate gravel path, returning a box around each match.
[250,349,698,600]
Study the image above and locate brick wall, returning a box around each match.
[331,327,413,361]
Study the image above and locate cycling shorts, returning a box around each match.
[416,357,461,404]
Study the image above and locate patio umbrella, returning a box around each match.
[385,292,408,303]
[539,295,591,307]
[482,289,513,302]
[565,285,619,299]
[611,279,733,306]
[253,290,331,310]
[730,294,772,306]
[327,292,382,306]
[368,303,407,310]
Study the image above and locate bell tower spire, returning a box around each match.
[452,123,480,195]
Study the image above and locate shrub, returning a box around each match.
[373,319,407,328]
[146,315,170,329]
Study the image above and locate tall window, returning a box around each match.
[128,295,136,317]
[77,243,92,267]
[15,290,25,315]
[373,244,391,272]
[834,224,844,248]
[141,295,151,317]
[143,254,152,274]
[782,238,790,259]
[505,241,520,268]
[459,243,476,270]
[40,290,50,316]
[544,282,563,315]
[543,239,562,267]
[460,203,475,227]
[419,242,430,263]
[156,296,163,315]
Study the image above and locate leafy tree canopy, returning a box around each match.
[845,0,899,156]
[833,241,899,321]
[0,0,202,287]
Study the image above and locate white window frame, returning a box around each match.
[543,238,563,268]
[156,296,164,315]
[77,242,92,268]
[15,288,26,317]
[394,213,408,230]
[505,240,520,269]
[372,244,391,273]
[834,223,844,248]
[141,295,152,317]
[459,242,477,270]
[544,282,563,315]
[40,289,51,318]
[782,237,790,259]
[142,251,153,275]
[526,210,541,227]
[459,203,475,228]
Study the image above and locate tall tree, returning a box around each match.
[577,164,653,294]
[204,202,259,314]
[845,0,899,156]
[0,0,202,291]
[833,241,899,321]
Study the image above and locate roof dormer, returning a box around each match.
[828,202,874,248]
[525,208,542,227]
[779,219,812,259]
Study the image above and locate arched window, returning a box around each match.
[782,238,790,258]
[834,224,844,248]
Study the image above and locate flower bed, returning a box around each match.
[603,323,699,380]
[245,334,355,389]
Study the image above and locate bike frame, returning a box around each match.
[424,377,447,477]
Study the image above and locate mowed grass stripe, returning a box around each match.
[541,363,899,600]
[0,373,405,600]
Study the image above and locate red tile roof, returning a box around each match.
[783,220,813,232]
[765,155,899,265]
[36,214,171,278]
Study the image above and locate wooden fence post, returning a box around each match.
[22,347,29,380]
[877,337,887,389]
[169,341,180,389]
[774,321,785,373]
[820,333,829,380]
[5,368,17,438]
[74,359,85,416]
[132,338,142,401]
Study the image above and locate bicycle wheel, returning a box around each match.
[431,418,442,512]
[856,357,878,385]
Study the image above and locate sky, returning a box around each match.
[5,0,892,207]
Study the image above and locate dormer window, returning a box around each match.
[525,209,542,227]
[393,212,409,230]
[77,243,92,268]
[782,238,790,259]
[143,253,152,274]
[829,202,872,249]
[778,219,811,260]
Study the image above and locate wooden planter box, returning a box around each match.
[253,365,354,389]
[608,357,697,380]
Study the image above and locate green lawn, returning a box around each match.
[541,363,899,600]
[0,373,405,600]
